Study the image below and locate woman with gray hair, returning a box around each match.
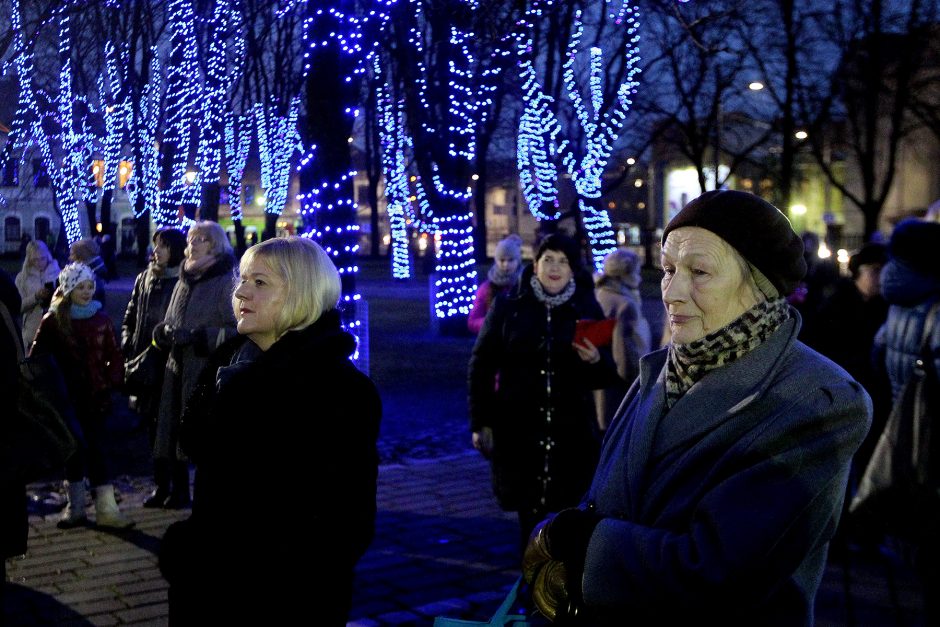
[151,221,237,509]
[522,190,872,625]
[159,236,380,625]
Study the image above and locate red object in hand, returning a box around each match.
[574,318,616,348]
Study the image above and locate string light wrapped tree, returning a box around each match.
[516,0,641,271]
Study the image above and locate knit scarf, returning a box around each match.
[70,300,102,320]
[664,298,790,408]
[530,275,576,308]
[488,263,521,289]
[183,254,217,280]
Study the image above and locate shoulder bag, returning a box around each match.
[850,302,940,542]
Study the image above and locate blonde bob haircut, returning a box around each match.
[187,220,233,257]
[237,236,341,338]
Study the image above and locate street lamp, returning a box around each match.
[748,81,764,91]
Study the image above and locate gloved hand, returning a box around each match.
[523,508,600,622]
[153,323,174,350]
[172,327,194,346]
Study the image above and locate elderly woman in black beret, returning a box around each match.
[523,190,873,625]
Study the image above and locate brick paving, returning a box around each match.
[2,257,929,625]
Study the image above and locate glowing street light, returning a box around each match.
[795,130,808,140]
[748,81,764,91]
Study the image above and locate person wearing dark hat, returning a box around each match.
[469,233,617,552]
[521,190,872,625]
[866,218,940,623]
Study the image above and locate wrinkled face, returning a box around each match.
[233,257,287,351]
[186,231,212,262]
[661,227,762,345]
[152,240,171,269]
[495,254,520,275]
[534,250,573,295]
[855,263,883,300]
[70,280,95,307]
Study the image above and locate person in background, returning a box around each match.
[0,268,27,604]
[522,190,871,625]
[160,236,381,625]
[68,238,108,306]
[790,231,839,335]
[869,218,940,624]
[152,221,237,509]
[469,233,617,552]
[593,248,651,433]
[31,263,132,530]
[804,242,889,473]
[16,240,61,348]
[121,227,187,507]
[468,234,523,333]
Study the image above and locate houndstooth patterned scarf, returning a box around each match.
[664,298,790,408]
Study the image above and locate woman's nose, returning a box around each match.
[662,274,688,304]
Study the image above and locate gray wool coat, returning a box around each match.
[581,310,872,626]
[154,254,237,461]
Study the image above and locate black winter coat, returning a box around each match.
[469,265,615,514]
[0,269,27,560]
[159,310,381,625]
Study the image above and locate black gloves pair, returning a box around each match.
[522,508,600,623]
[154,324,202,351]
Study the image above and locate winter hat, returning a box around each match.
[58,262,96,298]
[888,218,940,279]
[848,242,888,278]
[661,190,806,297]
[602,248,641,288]
[494,234,523,260]
[536,233,583,273]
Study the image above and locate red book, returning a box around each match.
[574,318,617,348]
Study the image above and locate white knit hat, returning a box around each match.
[58,262,95,298]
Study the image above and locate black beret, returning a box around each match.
[661,190,807,296]
[889,218,940,279]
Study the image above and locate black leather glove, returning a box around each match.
[172,327,194,346]
[544,507,601,565]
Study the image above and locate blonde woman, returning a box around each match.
[152,221,237,508]
[160,236,380,625]
[15,240,60,347]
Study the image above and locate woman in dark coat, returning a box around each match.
[159,236,381,626]
[523,191,872,625]
[122,227,186,508]
[152,221,237,508]
[469,234,616,549]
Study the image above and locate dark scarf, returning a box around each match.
[664,298,790,408]
[530,275,576,308]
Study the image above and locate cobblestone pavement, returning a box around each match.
[2,257,928,625]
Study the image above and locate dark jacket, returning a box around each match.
[160,310,381,626]
[0,269,27,560]
[122,265,181,360]
[468,265,615,513]
[580,311,871,625]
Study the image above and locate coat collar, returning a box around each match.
[623,308,802,503]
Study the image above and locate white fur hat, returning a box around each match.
[58,262,95,298]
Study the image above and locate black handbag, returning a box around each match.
[850,302,940,542]
[0,302,78,483]
[124,343,166,397]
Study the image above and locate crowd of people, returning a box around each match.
[2,192,939,624]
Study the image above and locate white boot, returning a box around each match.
[57,480,89,529]
[94,485,135,530]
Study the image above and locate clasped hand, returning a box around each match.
[522,509,599,623]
